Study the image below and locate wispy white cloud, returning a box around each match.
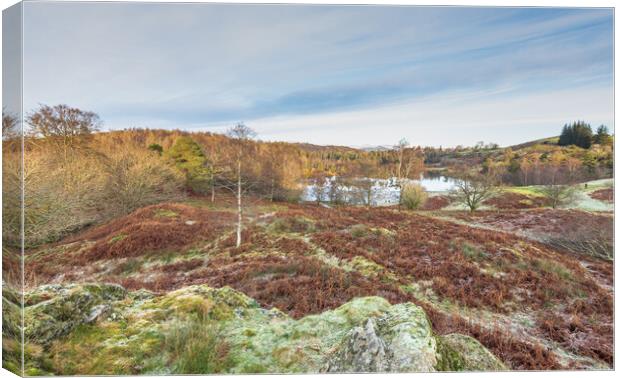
[20,3,613,146]
[191,85,613,148]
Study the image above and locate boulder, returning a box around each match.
[23,283,126,344]
[325,302,437,372]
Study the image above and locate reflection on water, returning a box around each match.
[301,173,460,206]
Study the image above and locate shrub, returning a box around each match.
[18,148,107,247]
[539,184,577,209]
[148,143,163,154]
[102,148,185,216]
[7,141,185,247]
[401,182,428,210]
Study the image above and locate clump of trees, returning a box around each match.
[425,122,612,187]
[559,122,612,149]
[3,105,184,247]
[593,125,612,146]
[475,121,613,187]
[558,121,593,149]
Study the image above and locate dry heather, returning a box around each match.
[590,188,613,203]
[73,203,234,261]
[421,195,451,210]
[450,209,614,262]
[484,192,548,210]
[24,201,613,370]
[2,247,21,287]
[450,209,612,236]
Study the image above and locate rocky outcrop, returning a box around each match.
[23,283,126,344]
[19,284,506,375]
[324,303,437,372]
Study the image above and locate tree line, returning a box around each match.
[3,105,613,246]
[2,104,426,247]
[559,121,611,149]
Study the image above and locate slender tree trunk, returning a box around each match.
[63,138,68,164]
[397,153,403,211]
[210,172,215,203]
[270,177,275,202]
[236,158,242,248]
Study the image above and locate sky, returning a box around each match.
[10,2,615,147]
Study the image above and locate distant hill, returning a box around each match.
[508,136,559,151]
[289,142,360,153]
[358,145,393,152]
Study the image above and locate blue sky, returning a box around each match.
[16,3,614,147]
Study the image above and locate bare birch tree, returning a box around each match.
[225,123,257,248]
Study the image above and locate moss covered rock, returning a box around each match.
[24,283,126,345]
[23,284,506,375]
[324,302,437,372]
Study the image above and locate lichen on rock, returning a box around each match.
[24,283,126,345]
[19,283,506,375]
[324,302,437,372]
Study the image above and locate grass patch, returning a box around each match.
[268,217,315,234]
[154,209,179,218]
[108,234,128,244]
[111,259,143,275]
[164,318,234,374]
[531,259,572,281]
[461,243,489,262]
[504,187,545,198]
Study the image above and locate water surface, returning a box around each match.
[301,173,459,206]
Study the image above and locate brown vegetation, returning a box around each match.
[421,195,451,210]
[24,200,613,369]
[590,188,613,202]
[2,247,21,287]
[451,209,612,237]
[73,203,233,261]
[484,192,547,210]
